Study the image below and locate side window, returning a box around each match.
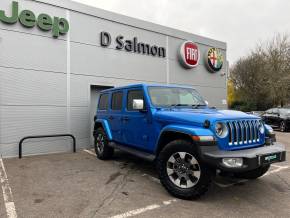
[98,94,109,110]
[272,108,278,114]
[127,90,144,111]
[111,91,123,110]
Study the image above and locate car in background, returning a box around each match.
[247,111,264,117]
[262,108,290,132]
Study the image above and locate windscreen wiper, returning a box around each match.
[170,104,191,107]
[191,104,207,109]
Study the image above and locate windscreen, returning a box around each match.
[148,87,205,107]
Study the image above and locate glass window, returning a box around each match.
[111,91,123,110]
[98,94,109,110]
[148,87,205,107]
[280,108,290,115]
[127,90,144,111]
[272,108,279,114]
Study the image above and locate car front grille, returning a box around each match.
[226,120,261,146]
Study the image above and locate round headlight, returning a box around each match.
[258,121,265,134]
[215,122,228,138]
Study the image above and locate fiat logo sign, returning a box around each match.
[178,41,200,68]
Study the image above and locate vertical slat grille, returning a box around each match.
[226,120,261,147]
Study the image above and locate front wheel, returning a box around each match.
[234,165,270,179]
[157,140,213,200]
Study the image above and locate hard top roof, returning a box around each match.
[100,83,195,93]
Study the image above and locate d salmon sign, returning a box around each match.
[206,48,223,72]
[178,41,199,69]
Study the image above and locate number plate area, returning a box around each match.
[259,152,282,165]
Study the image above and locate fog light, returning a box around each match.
[222,158,243,168]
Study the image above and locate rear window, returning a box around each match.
[98,94,109,110]
[111,91,123,110]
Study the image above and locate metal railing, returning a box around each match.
[19,134,76,159]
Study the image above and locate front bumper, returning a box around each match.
[200,142,286,172]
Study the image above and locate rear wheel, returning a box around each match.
[157,140,213,200]
[234,165,270,179]
[94,127,114,160]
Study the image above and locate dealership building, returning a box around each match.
[0,0,227,157]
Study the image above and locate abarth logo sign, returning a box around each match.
[178,41,199,69]
[206,48,223,72]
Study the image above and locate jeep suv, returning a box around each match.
[93,84,286,199]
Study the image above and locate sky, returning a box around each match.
[72,0,290,65]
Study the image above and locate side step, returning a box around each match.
[109,142,156,162]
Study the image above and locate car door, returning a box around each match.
[122,89,151,149]
[263,109,273,125]
[108,91,124,143]
[271,108,280,127]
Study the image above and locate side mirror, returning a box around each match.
[133,99,144,110]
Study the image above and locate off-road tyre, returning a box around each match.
[94,127,114,160]
[156,139,213,200]
[234,165,270,180]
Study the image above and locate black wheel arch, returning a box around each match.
[93,121,104,136]
[155,130,198,156]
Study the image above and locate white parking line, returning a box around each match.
[261,165,289,177]
[83,149,96,156]
[109,199,177,218]
[142,174,160,184]
[0,157,17,218]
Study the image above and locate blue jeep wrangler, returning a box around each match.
[93,84,286,199]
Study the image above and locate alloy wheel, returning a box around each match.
[166,152,201,188]
[95,133,105,153]
[280,121,286,132]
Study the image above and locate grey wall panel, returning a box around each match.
[70,43,167,83]
[0,29,66,72]
[0,67,66,106]
[69,11,167,49]
[69,73,167,107]
[0,0,68,40]
[0,106,67,144]
[35,0,226,49]
[70,107,90,139]
[168,60,227,89]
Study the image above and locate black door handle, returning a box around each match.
[109,116,114,120]
[122,116,130,121]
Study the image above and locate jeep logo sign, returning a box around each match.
[178,41,199,69]
[0,1,69,38]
